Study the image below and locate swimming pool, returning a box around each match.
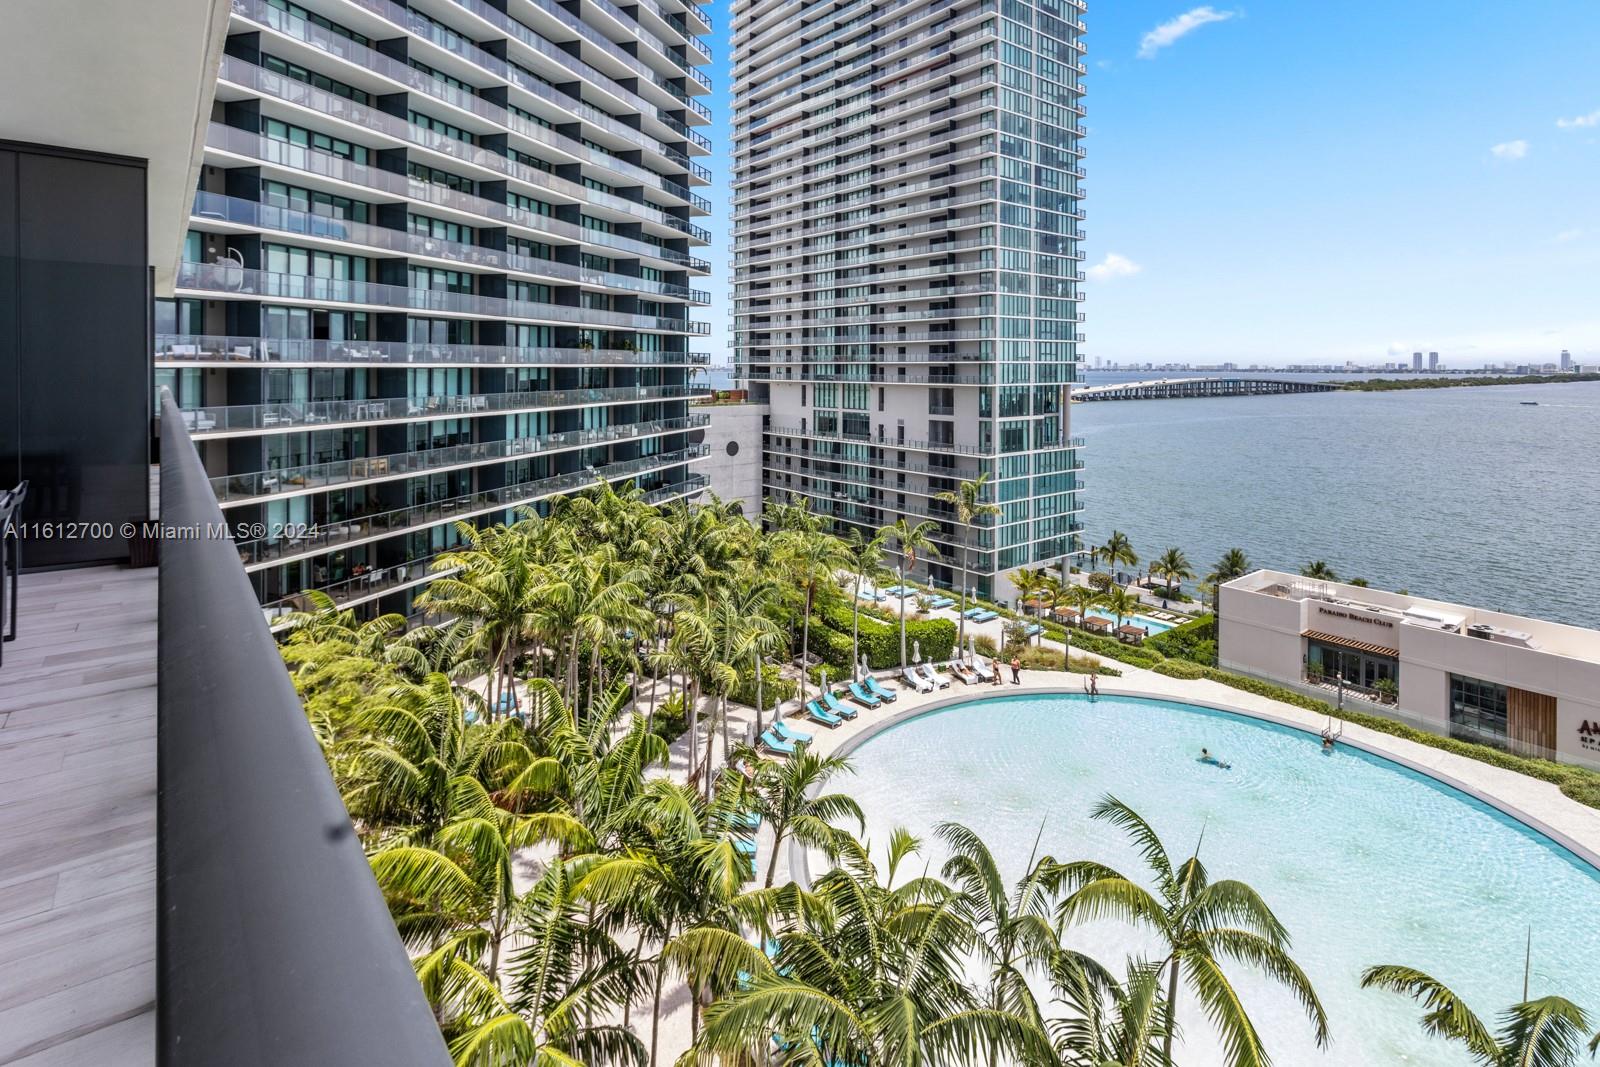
[842,694,1600,1066]
[1084,607,1177,633]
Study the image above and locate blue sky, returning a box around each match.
[698,1,1600,368]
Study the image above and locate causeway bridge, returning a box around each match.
[1072,377,1340,402]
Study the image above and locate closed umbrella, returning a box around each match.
[913,639,922,664]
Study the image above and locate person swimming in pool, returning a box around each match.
[1198,747,1232,770]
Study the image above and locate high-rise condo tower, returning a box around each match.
[731,0,1087,601]
[160,0,715,622]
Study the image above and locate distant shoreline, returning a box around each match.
[1336,372,1600,392]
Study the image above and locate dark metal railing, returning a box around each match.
[156,391,449,1066]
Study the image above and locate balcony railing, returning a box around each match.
[235,447,708,566]
[177,384,707,435]
[158,334,711,368]
[210,415,707,502]
[156,390,450,1065]
[176,262,709,334]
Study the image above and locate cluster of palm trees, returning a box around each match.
[274,482,1600,1066]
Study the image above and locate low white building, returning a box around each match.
[1219,570,1600,767]
[694,400,767,517]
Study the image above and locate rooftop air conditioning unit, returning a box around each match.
[1467,624,1494,640]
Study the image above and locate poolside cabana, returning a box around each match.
[1081,615,1114,634]
[1049,606,1079,625]
[1117,623,1148,645]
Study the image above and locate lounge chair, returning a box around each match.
[962,607,985,619]
[732,837,757,857]
[865,676,897,703]
[760,729,796,756]
[974,610,999,623]
[847,681,881,708]
[918,663,950,689]
[821,691,858,719]
[949,660,979,684]
[732,810,761,831]
[774,720,814,745]
[932,596,956,609]
[901,665,933,693]
[1024,623,1043,637]
[970,657,996,682]
[804,699,844,727]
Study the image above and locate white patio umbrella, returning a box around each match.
[820,666,828,693]
[913,639,922,664]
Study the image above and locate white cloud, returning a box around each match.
[1490,139,1529,160]
[1138,6,1238,59]
[1087,253,1142,282]
[1556,109,1600,129]
[1555,228,1584,243]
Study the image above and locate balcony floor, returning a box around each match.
[0,566,156,1066]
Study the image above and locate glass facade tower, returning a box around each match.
[157,0,714,620]
[732,0,1086,600]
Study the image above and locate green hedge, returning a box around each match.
[1145,614,1218,666]
[809,601,957,670]
[729,664,795,710]
[1044,622,1167,669]
[1152,659,1209,680]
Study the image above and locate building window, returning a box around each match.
[1448,674,1507,749]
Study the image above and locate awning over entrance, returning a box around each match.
[1302,630,1398,658]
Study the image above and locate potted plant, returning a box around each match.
[1373,676,1399,705]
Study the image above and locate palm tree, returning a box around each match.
[1099,530,1138,579]
[444,858,648,1067]
[1300,560,1339,582]
[1057,796,1329,1066]
[1061,583,1105,669]
[776,527,849,706]
[934,473,1001,651]
[1362,964,1600,1066]
[1151,547,1195,602]
[414,521,542,718]
[1101,586,1142,631]
[881,517,941,668]
[1038,573,1066,650]
[689,833,1056,1066]
[744,746,864,887]
[937,821,1062,1064]
[1012,566,1050,620]
[843,527,889,687]
[701,577,783,795]
[1049,953,1171,1067]
[1205,547,1253,609]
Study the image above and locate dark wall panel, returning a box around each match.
[0,143,150,568]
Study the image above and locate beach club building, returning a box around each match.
[1219,570,1600,768]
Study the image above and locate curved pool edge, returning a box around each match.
[788,686,1600,889]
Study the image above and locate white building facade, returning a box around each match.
[1220,570,1600,768]
[730,0,1088,601]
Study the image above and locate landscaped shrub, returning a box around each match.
[1152,659,1209,680]
[649,694,688,744]
[973,634,999,658]
[1145,614,1218,666]
[810,601,957,669]
[1013,645,1120,675]
[729,664,795,710]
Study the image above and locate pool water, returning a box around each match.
[844,694,1600,1066]
[1084,607,1177,633]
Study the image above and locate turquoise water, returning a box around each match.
[1084,607,1176,633]
[845,694,1600,1066]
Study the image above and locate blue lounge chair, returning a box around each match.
[732,810,762,831]
[932,596,956,609]
[864,676,897,703]
[805,699,844,727]
[774,720,814,745]
[821,691,858,719]
[733,837,757,857]
[1024,623,1043,637]
[847,681,881,708]
[975,610,999,623]
[760,729,796,755]
[963,606,985,619]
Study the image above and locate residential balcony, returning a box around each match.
[177,384,707,438]
[203,123,711,271]
[220,56,710,226]
[766,422,985,456]
[193,193,709,303]
[234,446,709,568]
[157,334,710,368]
[175,262,710,335]
[209,414,708,504]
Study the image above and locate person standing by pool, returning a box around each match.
[991,656,1004,686]
[1009,655,1021,684]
